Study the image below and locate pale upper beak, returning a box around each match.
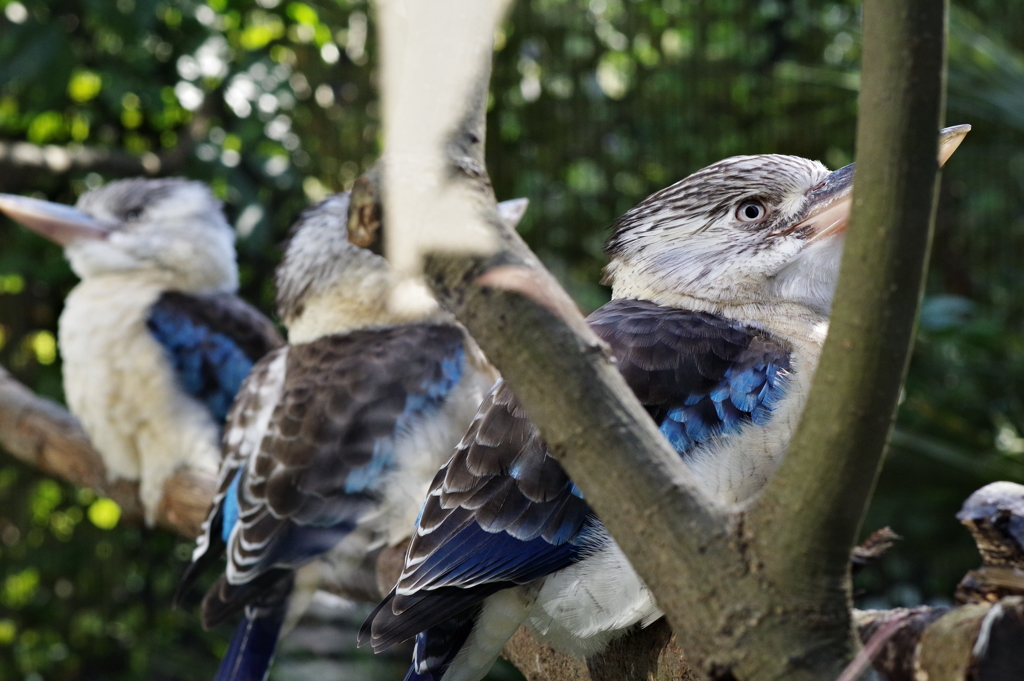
[799,123,971,242]
[0,194,109,246]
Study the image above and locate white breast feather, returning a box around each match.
[510,323,826,656]
[527,537,661,657]
[59,275,222,524]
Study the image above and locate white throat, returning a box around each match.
[610,269,829,354]
[286,272,442,344]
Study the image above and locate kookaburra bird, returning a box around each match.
[361,125,971,681]
[176,192,508,681]
[0,180,282,523]
[955,481,1024,604]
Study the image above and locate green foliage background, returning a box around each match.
[0,0,1022,678]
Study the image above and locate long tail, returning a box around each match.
[402,608,480,681]
[214,602,287,681]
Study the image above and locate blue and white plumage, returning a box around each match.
[177,193,497,681]
[0,180,282,523]
[363,127,970,680]
[360,152,870,681]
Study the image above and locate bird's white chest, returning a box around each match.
[524,331,825,654]
[58,277,222,520]
[685,346,820,504]
[525,535,661,657]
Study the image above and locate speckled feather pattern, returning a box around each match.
[606,154,826,257]
[195,323,471,629]
[147,292,282,423]
[364,299,793,680]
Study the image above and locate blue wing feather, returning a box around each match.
[367,299,794,652]
[147,301,257,424]
[344,346,465,494]
[199,325,471,632]
[221,472,242,543]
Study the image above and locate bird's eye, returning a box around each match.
[736,201,767,223]
[124,207,143,221]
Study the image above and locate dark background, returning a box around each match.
[0,0,1022,678]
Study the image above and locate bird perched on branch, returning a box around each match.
[955,481,1024,604]
[362,125,971,681]
[0,180,281,523]
[176,191,503,681]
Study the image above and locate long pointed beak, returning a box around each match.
[798,123,971,243]
[0,194,109,246]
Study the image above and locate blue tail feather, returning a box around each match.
[403,608,480,681]
[215,606,286,681]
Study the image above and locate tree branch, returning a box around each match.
[0,114,205,186]
[752,0,947,593]
[0,363,215,536]
[0,141,165,176]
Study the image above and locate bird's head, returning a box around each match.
[276,187,531,342]
[604,125,970,320]
[0,178,237,292]
[957,481,1024,567]
[275,192,433,342]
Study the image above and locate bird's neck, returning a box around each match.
[72,268,236,295]
[286,274,444,344]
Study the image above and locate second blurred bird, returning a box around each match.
[176,190,502,681]
[0,180,283,524]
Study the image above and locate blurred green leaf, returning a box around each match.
[86,499,121,530]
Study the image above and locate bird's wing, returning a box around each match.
[146,291,284,424]
[588,298,793,452]
[175,344,289,606]
[365,298,792,649]
[203,323,468,626]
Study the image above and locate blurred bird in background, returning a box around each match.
[362,126,970,681]
[0,179,282,523]
[176,190,516,681]
[955,480,1024,604]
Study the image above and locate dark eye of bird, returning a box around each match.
[736,201,767,223]
[124,207,143,221]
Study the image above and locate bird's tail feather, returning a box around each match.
[214,604,286,681]
[173,511,224,609]
[402,607,481,681]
